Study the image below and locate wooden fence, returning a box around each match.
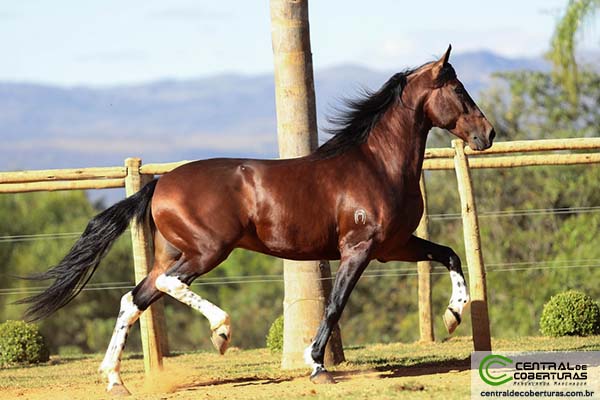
[1,137,600,368]
[418,137,600,350]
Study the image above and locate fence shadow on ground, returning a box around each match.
[174,355,472,393]
[332,355,471,382]
[375,356,471,379]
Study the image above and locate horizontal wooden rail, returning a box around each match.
[425,137,600,159]
[142,139,600,175]
[0,138,597,192]
[139,161,193,175]
[0,178,125,193]
[0,167,126,184]
[423,152,600,170]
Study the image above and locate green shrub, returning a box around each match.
[266,315,284,352]
[540,290,600,337]
[0,320,50,367]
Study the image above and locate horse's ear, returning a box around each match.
[432,44,452,78]
[440,44,452,65]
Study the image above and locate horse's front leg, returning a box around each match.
[304,239,373,384]
[386,235,470,334]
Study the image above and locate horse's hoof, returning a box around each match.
[443,307,461,334]
[310,369,337,384]
[211,326,230,355]
[107,384,131,396]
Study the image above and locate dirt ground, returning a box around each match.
[1,336,598,400]
[2,359,471,400]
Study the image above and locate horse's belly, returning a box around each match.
[237,221,340,260]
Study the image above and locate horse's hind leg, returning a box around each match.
[98,291,143,395]
[99,277,166,394]
[155,254,232,354]
[98,232,175,394]
[155,273,231,354]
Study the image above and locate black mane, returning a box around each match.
[314,62,456,158]
[314,68,415,158]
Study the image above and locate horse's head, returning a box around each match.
[418,45,495,150]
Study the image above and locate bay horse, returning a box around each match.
[18,45,494,394]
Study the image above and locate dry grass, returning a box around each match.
[1,336,599,399]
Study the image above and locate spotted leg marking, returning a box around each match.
[444,270,470,333]
[99,292,142,394]
[388,236,469,334]
[155,274,231,354]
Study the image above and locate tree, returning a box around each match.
[549,0,599,104]
[0,191,136,353]
[270,0,344,368]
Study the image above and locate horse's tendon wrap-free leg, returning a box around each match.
[155,274,231,354]
[99,292,142,395]
[391,235,469,334]
[423,242,469,334]
[305,239,372,384]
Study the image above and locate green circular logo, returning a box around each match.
[479,354,514,386]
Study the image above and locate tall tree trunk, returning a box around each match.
[270,0,345,369]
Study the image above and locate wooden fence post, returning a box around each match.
[124,157,168,372]
[270,0,345,369]
[416,172,434,342]
[451,140,492,351]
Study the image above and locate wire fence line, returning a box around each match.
[3,258,598,291]
[2,261,599,297]
[0,232,84,243]
[0,205,598,244]
[0,231,121,244]
[429,205,600,221]
[1,202,598,297]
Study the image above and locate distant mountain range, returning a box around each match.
[1,51,549,173]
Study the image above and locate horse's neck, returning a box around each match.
[362,106,430,189]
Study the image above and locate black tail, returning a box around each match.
[15,179,158,321]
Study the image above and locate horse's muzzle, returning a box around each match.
[468,127,495,151]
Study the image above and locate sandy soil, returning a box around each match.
[1,357,471,400]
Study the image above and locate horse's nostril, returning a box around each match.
[489,129,496,142]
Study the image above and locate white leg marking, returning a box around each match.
[99,292,141,391]
[449,270,470,317]
[155,274,231,337]
[304,341,324,376]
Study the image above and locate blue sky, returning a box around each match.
[0,0,597,86]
